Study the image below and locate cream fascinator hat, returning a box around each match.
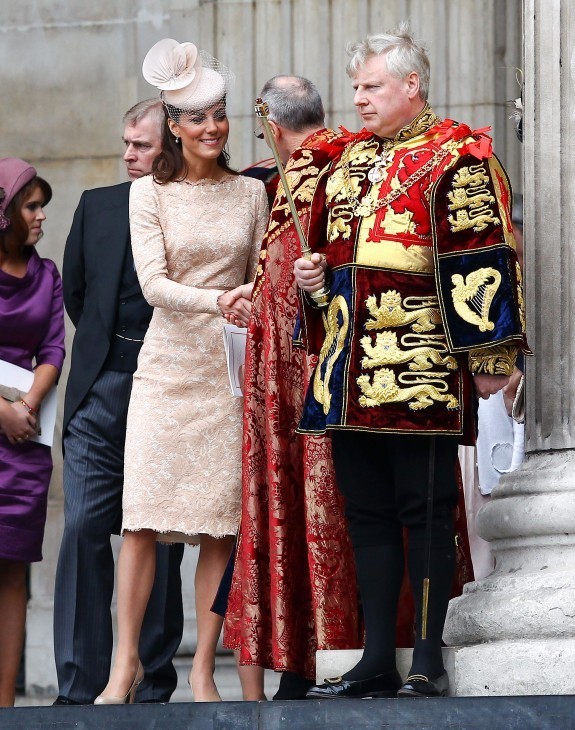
[142,38,232,122]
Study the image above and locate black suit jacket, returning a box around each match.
[62,181,150,432]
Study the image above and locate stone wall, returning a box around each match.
[0,0,522,695]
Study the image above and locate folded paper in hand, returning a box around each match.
[222,324,247,397]
[0,359,57,447]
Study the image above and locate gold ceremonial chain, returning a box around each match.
[341,141,449,218]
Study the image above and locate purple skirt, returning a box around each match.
[0,434,52,563]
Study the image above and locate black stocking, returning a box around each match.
[407,540,455,680]
[342,543,404,681]
[272,671,314,700]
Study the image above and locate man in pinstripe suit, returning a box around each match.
[52,100,184,705]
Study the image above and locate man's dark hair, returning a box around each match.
[260,76,324,132]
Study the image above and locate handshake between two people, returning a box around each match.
[216,252,328,328]
[217,282,254,328]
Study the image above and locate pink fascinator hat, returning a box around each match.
[142,38,232,113]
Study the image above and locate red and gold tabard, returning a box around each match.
[298,105,530,444]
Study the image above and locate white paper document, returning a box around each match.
[0,359,57,447]
[222,324,247,397]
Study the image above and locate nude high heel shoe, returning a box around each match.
[94,661,144,705]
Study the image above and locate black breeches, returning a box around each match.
[330,430,459,550]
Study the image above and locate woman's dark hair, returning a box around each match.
[152,104,238,184]
[0,176,51,253]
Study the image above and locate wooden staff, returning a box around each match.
[254,97,329,307]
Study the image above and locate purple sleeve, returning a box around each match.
[35,262,66,374]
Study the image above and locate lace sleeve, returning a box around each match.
[246,181,269,282]
[129,177,225,314]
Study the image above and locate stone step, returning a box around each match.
[7,694,575,729]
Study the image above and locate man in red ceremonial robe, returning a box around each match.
[295,27,529,699]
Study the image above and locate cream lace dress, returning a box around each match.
[122,174,268,543]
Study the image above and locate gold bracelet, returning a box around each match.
[20,399,38,416]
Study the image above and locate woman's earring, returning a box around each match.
[174,136,180,144]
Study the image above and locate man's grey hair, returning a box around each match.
[123,98,164,130]
[260,76,325,132]
[346,24,430,101]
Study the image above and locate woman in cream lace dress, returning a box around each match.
[97,39,268,704]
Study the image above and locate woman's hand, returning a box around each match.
[0,400,37,444]
[218,282,254,328]
[294,253,327,292]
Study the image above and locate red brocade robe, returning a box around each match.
[224,126,475,679]
[224,130,362,679]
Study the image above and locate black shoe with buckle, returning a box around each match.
[397,672,449,698]
[306,669,402,699]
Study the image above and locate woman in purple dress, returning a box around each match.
[0,158,65,706]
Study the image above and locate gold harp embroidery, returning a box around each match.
[451,268,501,331]
[357,369,460,411]
[313,295,349,415]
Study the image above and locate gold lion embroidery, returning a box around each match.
[328,217,352,241]
[325,168,348,203]
[447,188,495,212]
[451,268,501,331]
[451,165,490,189]
[272,168,321,220]
[448,208,500,233]
[284,149,316,173]
[357,369,460,411]
[326,139,379,206]
[365,290,441,333]
[448,163,500,233]
[313,295,349,414]
[360,331,457,372]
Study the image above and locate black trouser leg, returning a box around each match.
[331,431,404,681]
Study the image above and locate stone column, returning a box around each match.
[444,0,575,695]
